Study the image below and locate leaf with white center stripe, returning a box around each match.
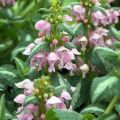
[80,105,105,116]
[91,75,120,103]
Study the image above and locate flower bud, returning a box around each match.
[52,39,58,45]
[84,19,88,24]
[50,19,54,23]
[80,36,88,42]
[58,15,62,20]
[40,114,45,120]
[33,88,40,96]
[62,36,69,43]
[43,93,48,98]
[80,64,89,73]
[38,31,46,38]
[80,64,89,78]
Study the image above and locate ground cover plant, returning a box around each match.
[0,0,120,120]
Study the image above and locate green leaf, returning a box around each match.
[109,26,120,41]
[94,113,118,120]
[71,79,91,109]
[115,104,120,116]
[80,105,105,116]
[24,95,39,105]
[64,42,76,49]
[14,57,29,77]
[73,23,86,36]
[92,6,107,14]
[91,75,120,103]
[29,42,49,59]
[0,65,18,86]
[58,24,74,36]
[0,94,5,120]
[51,73,71,95]
[71,82,81,109]
[0,84,5,92]
[46,109,82,120]
[91,47,118,72]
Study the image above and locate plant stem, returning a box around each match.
[104,96,118,114]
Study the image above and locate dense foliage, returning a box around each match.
[0,0,120,120]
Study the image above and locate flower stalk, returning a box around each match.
[104,96,118,114]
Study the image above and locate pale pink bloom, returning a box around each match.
[89,28,108,46]
[46,96,66,109]
[91,0,101,5]
[35,20,51,33]
[30,52,47,71]
[72,5,86,21]
[14,94,26,104]
[15,79,32,89]
[71,48,81,55]
[23,43,35,55]
[101,10,112,26]
[34,38,43,44]
[17,107,23,113]
[92,11,105,26]
[61,91,72,100]
[0,0,15,6]
[17,112,33,120]
[89,33,105,46]
[64,15,73,21]
[110,10,120,23]
[47,52,59,72]
[15,79,33,95]
[57,46,79,70]
[26,104,38,112]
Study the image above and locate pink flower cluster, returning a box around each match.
[14,79,38,120]
[46,90,72,109]
[72,5,86,22]
[30,46,80,72]
[14,79,72,120]
[92,10,120,26]
[89,27,109,46]
[0,0,15,6]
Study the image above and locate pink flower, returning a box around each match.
[92,11,105,26]
[60,91,72,100]
[64,15,73,21]
[26,104,38,112]
[35,20,51,33]
[14,94,26,104]
[34,38,43,44]
[46,96,66,109]
[0,0,15,6]
[17,112,33,120]
[15,79,33,95]
[72,5,86,21]
[57,47,80,70]
[30,52,47,71]
[110,10,120,23]
[47,52,59,72]
[89,28,108,47]
[23,43,35,55]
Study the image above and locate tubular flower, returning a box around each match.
[72,5,86,21]
[35,20,51,35]
[92,10,120,26]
